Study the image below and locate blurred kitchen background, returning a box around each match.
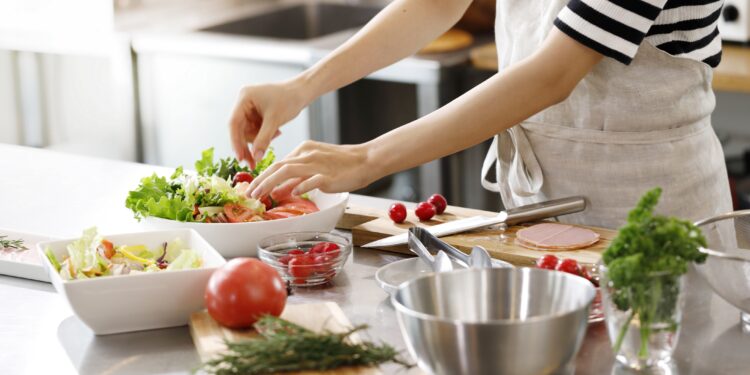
[2,0,750,211]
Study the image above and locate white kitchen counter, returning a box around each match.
[1,144,749,375]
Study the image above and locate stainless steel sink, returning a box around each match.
[201,3,382,40]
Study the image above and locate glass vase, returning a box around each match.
[599,264,686,370]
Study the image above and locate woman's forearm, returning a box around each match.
[366,29,603,178]
[294,0,472,104]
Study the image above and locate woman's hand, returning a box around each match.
[229,80,309,168]
[246,140,375,198]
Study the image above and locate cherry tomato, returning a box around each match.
[310,242,340,256]
[556,258,581,276]
[388,203,407,224]
[535,254,559,270]
[232,172,254,186]
[279,249,305,265]
[289,255,315,279]
[312,254,333,274]
[224,203,254,223]
[415,202,436,221]
[100,239,115,259]
[427,194,448,215]
[260,195,274,210]
[205,258,287,329]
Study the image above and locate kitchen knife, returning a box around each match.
[362,196,586,248]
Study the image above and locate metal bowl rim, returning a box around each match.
[391,267,596,326]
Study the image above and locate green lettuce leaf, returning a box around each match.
[166,249,203,270]
[252,148,275,176]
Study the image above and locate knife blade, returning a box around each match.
[361,196,585,248]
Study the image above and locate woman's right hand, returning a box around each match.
[229,79,310,168]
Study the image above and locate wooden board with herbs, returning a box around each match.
[336,204,617,266]
[189,302,382,374]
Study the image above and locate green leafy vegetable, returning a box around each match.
[201,315,412,374]
[603,187,707,359]
[45,247,61,272]
[252,148,275,177]
[195,147,252,181]
[125,173,196,222]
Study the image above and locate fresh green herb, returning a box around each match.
[201,315,413,374]
[251,148,275,177]
[195,147,275,180]
[603,187,706,359]
[0,235,26,250]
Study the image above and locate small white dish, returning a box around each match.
[141,191,349,258]
[376,257,459,296]
[0,228,54,282]
[37,229,226,335]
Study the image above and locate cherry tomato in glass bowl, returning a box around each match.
[415,202,436,221]
[427,194,448,215]
[258,232,351,287]
[232,171,254,186]
[204,258,287,329]
[388,203,407,224]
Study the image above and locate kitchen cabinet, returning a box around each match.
[137,52,310,167]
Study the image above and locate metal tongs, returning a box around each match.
[407,227,513,272]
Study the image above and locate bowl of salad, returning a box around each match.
[38,227,225,335]
[125,148,349,258]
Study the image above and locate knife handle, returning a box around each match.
[504,196,586,226]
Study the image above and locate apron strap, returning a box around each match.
[481,127,544,198]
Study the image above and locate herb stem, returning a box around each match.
[613,310,635,354]
[0,235,26,250]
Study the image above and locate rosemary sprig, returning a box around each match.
[201,315,413,374]
[0,235,26,250]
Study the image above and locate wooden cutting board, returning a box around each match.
[189,302,381,374]
[337,204,617,266]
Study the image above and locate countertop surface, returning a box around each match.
[1,144,750,375]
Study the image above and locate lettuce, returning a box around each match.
[125,173,195,222]
[252,148,275,176]
[195,147,250,180]
[65,227,103,277]
[166,249,203,270]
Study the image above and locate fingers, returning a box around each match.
[251,113,279,163]
[270,177,304,202]
[250,164,310,199]
[229,103,253,166]
[292,174,327,195]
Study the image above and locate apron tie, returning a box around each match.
[481,126,544,199]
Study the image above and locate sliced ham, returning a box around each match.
[515,223,600,251]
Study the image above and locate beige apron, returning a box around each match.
[482,0,734,229]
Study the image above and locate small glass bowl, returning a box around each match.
[258,232,351,287]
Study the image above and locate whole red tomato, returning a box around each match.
[427,194,447,215]
[556,258,581,276]
[388,203,407,224]
[232,172,254,186]
[415,202,436,221]
[205,258,287,329]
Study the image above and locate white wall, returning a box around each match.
[0,51,20,144]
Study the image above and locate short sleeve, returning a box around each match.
[553,0,668,64]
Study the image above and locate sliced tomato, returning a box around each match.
[101,239,115,259]
[276,197,319,213]
[224,204,254,223]
[260,195,274,210]
[268,207,308,216]
[263,211,296,220]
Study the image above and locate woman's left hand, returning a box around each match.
[246,140,375,198]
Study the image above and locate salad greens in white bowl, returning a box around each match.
[38,228,226,335]
[125,148,349,258]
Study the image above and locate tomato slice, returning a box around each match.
[100,239,115,259]
[224,204,254,223]
[263,211,296,220]
[277,197,319,212]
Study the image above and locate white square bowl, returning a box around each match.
[37,229,226,335]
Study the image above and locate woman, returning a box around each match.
[230,0,731,228]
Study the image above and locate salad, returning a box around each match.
[125,148,319,223]
[45,227,202,280]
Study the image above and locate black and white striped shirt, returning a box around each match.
[554,0,723,67]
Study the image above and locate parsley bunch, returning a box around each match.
[603,187,707,359]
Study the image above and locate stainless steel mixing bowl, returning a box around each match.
[392,267,596,375]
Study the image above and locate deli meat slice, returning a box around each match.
[516,223,600,251]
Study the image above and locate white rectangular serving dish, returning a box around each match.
[0,228,54,282]
[37,229,225,335]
